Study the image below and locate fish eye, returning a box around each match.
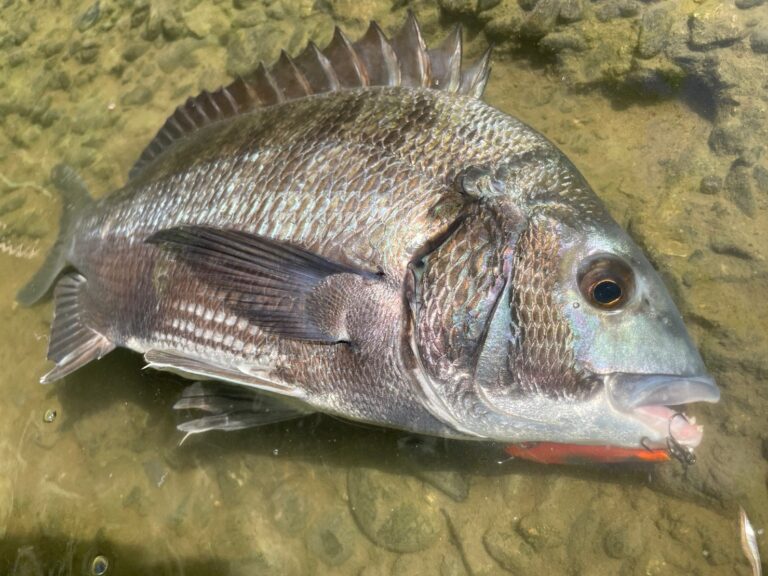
[591,279,623,307]
[578,255,634,310]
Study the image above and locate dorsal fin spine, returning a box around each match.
[314,44,341,91]
[275,50,312,98]
[325,27,367,88]
[128,13,493,181]
[391,12,430,88]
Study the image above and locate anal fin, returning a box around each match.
[41,273,115,384]
[174,381,312,437]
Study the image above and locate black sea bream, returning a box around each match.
[19,14,719,458]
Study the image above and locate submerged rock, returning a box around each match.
[269,478,312,534]
[602,522,645,559]
[521,0,561,38]
[76,1,101,32]
[688,9,747,50]
[735,0,765,8]
[483,515,545,573]
[637,5,673,59]
[699,175,722,196]
[725,165,757,217]
[751,29,768,53]
[306,506,358,566]
[347,467,442,553]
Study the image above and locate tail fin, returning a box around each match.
[16,165,93,306]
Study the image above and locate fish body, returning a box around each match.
[21,15,719,454]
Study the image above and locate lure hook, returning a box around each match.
[666,412,696,466]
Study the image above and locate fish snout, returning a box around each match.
[607,372,720,412]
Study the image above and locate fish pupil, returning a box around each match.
[593,280,622,305]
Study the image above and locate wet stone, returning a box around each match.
[121,85,152,106]
[347,467,442,553]
[161,8,188,41]
[688,10,747,50]
[437,0,475,16]
[184,5,229,39]
[122,43,148,63]
[708,121,747,156]
[306,507,357,566]
[269,478,311,534]
[637,5,673,59]
[76,1,100,32]
[603,523,645,559]
[558,0,583,22]
[751,29,768,53]
[709,240,756,261]
[735,0,765,8]
[232,6,267,29]
[517,512,565,551]
[699,175,722,195]
[130,3,149,29]
[540,31,587,53]
[725,165,756,217]
[483,517,542,573]
[7,50,25,67]
[439,551,468,576]
[477,0,502,13]
[157,40,200,74]
[521,0,561,38]
[414,468,469,502]
[70,39,100,64]
[595,0,639,22]
[39,32,67,58]
[227,25,287,77]
[46,69,71,91]
[753,165,768,194]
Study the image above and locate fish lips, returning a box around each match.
[606,372,720,412]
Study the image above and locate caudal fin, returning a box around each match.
[16,165,93,306]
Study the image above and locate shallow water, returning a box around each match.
[1,0,766,574]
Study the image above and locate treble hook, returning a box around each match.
[666,412,696,466]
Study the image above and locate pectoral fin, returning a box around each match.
[146,226,379,343]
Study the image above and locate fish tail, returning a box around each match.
[16,164,94,306]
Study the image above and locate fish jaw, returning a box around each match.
[629,405,704,449]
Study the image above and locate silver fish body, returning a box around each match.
[22,15,719,450]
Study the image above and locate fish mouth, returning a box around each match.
[606,372,720,449]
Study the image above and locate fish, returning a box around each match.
[740,507,763,576]
[18,13,720,460]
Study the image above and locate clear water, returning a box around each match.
[1,1,766,574]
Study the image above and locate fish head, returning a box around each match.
[470,208,719,451]
[412,159,719,454]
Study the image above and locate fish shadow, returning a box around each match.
[48,349,658,490]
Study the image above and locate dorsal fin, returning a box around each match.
[128,12,493,180]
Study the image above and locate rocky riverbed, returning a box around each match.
[0,0,765,574]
